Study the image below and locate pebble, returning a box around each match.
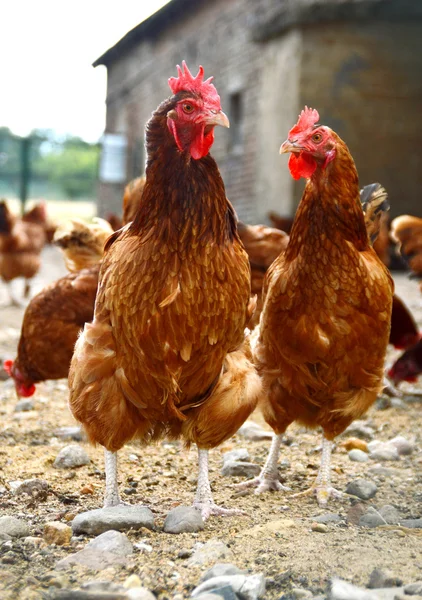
[342,438,369,452]
[163,506,204,534]
[72,505,155,535]
[378,505,400,524]
[330,577,404,600]
[311,522,328,533]
[404,582,422,595]
[194,594,229,600]
[349,449,369,462]
[54,426,85,441]
[192,574,266,600]
[123,575,143,589]
[0,516,30,538]
[43,521,72,546]
[201,563,244,582]
[126,588,157,600]
[188,540,234,566]
[368,568,403,588]
[343,421,375,440]
[399,518,422,529]
[56,530,133,571]
[81,580,126,592]
[313,513,342,524]
[237,421,273,441]
[53,444,91,469]
[221,461,261,478]
[346,479,378,500]
[13,478,48,496]
[359,507,387,528]
[367,465,397,478]
[14,399,34,412]
[389,436,414,456]
[291,589,313,599]
[368,441,400,462]
[23,536,47,549]
[223,448,250,463]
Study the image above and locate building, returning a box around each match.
[94,0,422,223]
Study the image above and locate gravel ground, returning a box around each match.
[0,247,421,600]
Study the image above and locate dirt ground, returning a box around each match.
[0,246,421,600]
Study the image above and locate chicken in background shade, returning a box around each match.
[22,201,57,244]
[391,215,422,293]
[0,200,47,305]
[69,63,261,519]
[239,108,393,505]
[122,176,146,225]
[3,219,112,398]
[388,338,422,384]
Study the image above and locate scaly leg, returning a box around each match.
[291,434,343,506]
[6,282,23,307]
[103,449,121,507]
[235,434,290,493]
[193,448,245,520]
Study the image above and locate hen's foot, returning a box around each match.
[193,500,246,521]
[235,474,290,494]
[291,484,344,506]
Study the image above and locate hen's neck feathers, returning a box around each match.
[287,138,369,257]
[130,95,236,246]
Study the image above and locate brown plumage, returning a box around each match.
[391,215,422,292]
[240,108,393,505]
[69,63,261,518]
[122,176,145,225]
[4,219,109,397]
[0,200,47,302]
[22,201,57,244]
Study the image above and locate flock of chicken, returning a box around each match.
[1,62,422,520]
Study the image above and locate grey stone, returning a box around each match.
[163,506,204,534]
[201,563,244,582]
[188,540,234,566]
[72,505,155,535]
[50,591,127,599]
[54,426,85,442]
[346,479,378,500]
[368,568,402,589]
[13,478,48,496]
[223,449,250,464]
[56,530,133,571]
[53,444,91,469]
[330,578,405,600]
[367,466,397,478]
[349,449,369,463]
[0,516,30,538]
[291,589,313,599]
[389,436,414,456]
[368,441,400,462]
[359,507,387,528]
[313,513,342,524]
[237,421,273,441]
[378,505,400,524]
[192,574,265,600]
[14,399,34,412]
[399,518,422,529]
[195,594,230,600]
[221,461,261,478]
[81,581,126,592]
[404,582,422,595]
[126,588,157,600]
[343,421,375,441]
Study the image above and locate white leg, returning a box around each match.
[104,449,121,507]
[6,282,23,307]
[235,434,290,493]
[193,448,245,520]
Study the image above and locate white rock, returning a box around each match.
[53,444,91,469]
[192,574,266,600]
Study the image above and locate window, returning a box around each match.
[228,91,244,153]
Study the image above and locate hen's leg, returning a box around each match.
[103,449,121,507]
[291,435,343,506]
[6,283,23,307]
[235,434,290,493]
[24,279,31,299]
[193,448,245,520]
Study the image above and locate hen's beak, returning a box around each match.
[205,110,230,129]
[280,139,303,154]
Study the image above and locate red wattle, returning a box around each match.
[288,152,317,180]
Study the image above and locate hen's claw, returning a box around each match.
[194,501,246,521]
[235,475,290,494]
[291,484,344,506]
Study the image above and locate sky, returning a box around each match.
[0,0,170,142]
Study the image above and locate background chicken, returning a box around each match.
[22,201,57,244]
[3,218,112,398]
[0,200,47,305]
[69,63,261,519]
[122,176,146,225]
[388,338,422,385]
[391,215,422,293]
[239,108,393,506]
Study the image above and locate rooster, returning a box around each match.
[0,200,47,305]
[3,218,112,398]
[239,108,393,505]
[69,62,261,519]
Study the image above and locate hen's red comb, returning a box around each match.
[289,106,320,138]
[168,61,221,107]
[3,359,13,376]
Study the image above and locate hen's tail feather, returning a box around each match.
[0,200,15,235]
[360,183,389,245]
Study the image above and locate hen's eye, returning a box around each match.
[312,132,323,143]
[182,103,194,114]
